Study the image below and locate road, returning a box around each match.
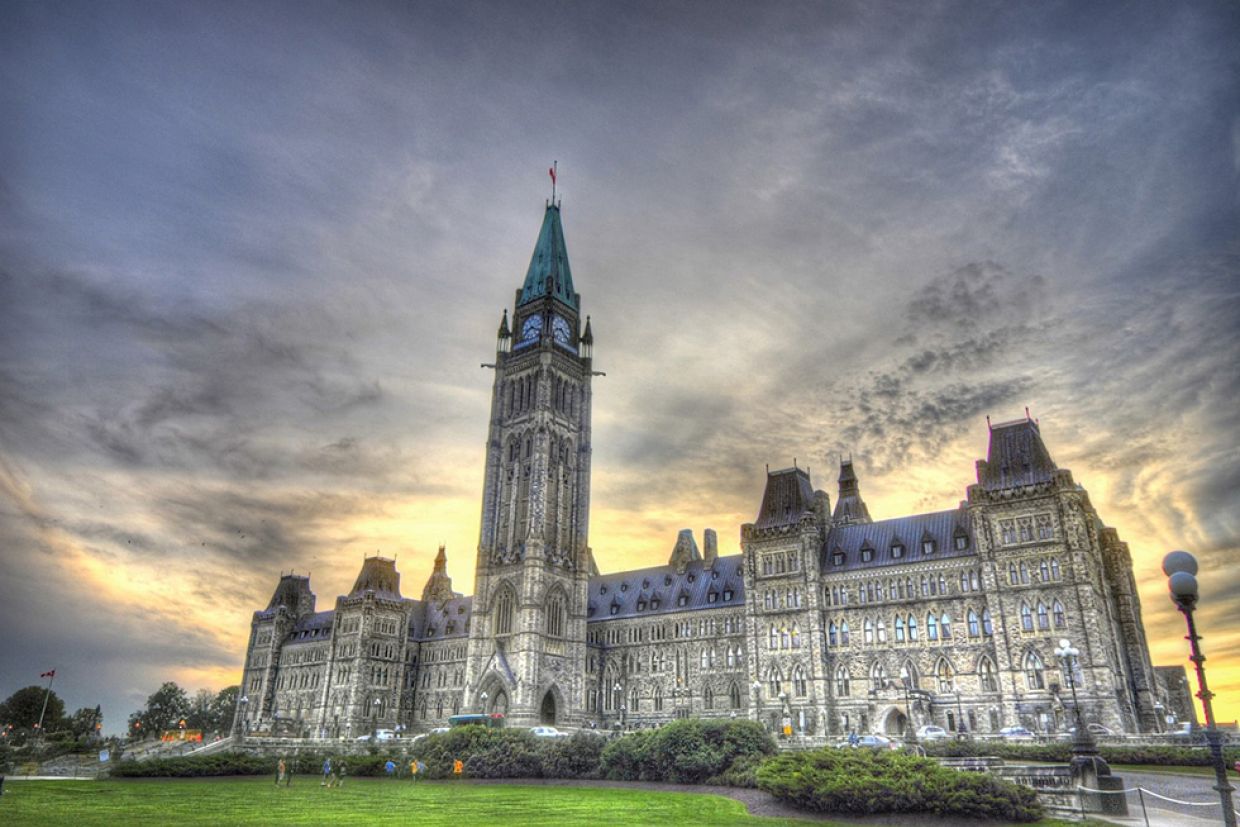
[1096,767,1237,827]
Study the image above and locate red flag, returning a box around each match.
[549,166,556,185]
[41,669,55,678]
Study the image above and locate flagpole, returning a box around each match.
[36,671,55,734]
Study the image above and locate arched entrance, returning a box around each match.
[490,688,509,716]
[540,690,557,725]
[879,706,908,736]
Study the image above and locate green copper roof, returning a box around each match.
[518,203,577,308]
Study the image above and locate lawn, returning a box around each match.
[0,777,1101,826]
[0,777,806,826]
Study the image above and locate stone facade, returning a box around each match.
[234,201,1169,740]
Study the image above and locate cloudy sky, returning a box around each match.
[2,0,1237,732]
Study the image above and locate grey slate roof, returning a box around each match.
[755,468,816,530]
[419,596,473,640]
[587,554,746,621]
[824,508,975,572]
[286,611,334,643]
[978,418,1057,490]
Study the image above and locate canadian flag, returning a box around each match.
[41,669,55,678]
[549,166,556,185]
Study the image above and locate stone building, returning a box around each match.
[235,200,1169,740]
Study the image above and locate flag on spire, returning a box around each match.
[41,669,55,678]
[548,165,556,185]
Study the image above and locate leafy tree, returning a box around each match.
[67,706,103,739]
[135,682,190,735]
[0,685,65,731]
[185,689,214,732]
[208,686,239,735]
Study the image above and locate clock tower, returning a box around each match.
[463,200,595,726]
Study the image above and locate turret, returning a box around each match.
[421,545,457,603]
[832,459,872,525]
[496,309,511,354]
[668,529,702,573]
[349,556,401,599]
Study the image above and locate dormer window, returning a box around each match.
[678,593,689,607]
[599,585,607,595]
[651,598,660,609]
[707,590,718,604]
[723,589,734,601]
[610,604,619,616]
[637,599,647,611]
[954,531,969,551]
[860,545,874,563]
[832,550,845,566]
[687,573,696,583]
[664,576,673,586]
[891,542,905,559]
[620,582,628,592]
[922,539,935,555]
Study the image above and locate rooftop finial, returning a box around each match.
[549,161,557,204]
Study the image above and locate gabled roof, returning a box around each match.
[978,418,1057,490]
[755,467,816,530]
[286,611,335,644]
[824,508,974,572]
[587,554,746,622]
[518,203,577,309]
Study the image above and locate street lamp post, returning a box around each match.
[1054,638,1098,758]
[480,691,488,714]
[1163,550,1237,827]
[236,695,249,739]
[751,681,762,728]
[902,679,918,747]
[613,683,622,731]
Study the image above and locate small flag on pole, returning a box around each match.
[548,166,556,185]
[41,669,55,678]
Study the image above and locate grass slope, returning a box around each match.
[0,777,804,826]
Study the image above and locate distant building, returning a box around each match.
[235,200,1172,740]
[1154,665,1197,729]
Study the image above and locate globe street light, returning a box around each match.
[1053,639,1097,757]
[236,696,249,739]
[751,680,763,727]
[1163,550,1236,827]
[480,691,488,714]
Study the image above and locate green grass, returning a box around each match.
[0,777,806,826]
[0,777,1098,826]
[1109,763,1219,778]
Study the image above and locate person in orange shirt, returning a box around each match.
[453,759,463,778]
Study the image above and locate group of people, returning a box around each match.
[319,757,347,787]
[271,754,469,786]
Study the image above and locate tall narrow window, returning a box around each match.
[1020,603,1033,632]
[967,609,980,637]
[908,614,918,642]
[495,586,515,635]
[840,621,850,645]
[982,609,993,636]
[835,666,851,697]
[936,659,954,693]
[979,657,997,692]
[1053,600,1066,628]
[1037,602,1049,630]
[894,616,906,643]
[546,589,566,638]
[793,666,807,697]
[927,613,939,641]
[1025,651,1046,690]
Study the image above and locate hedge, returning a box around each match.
[757,748,1042,822]
[600,719,776,784]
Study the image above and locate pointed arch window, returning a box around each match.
[864,618,875,645]
[1036,602,1049,630]
[1019,562,1030,584]
[936,659,955,693]
[792,665,808,696]
[791,625,802,649]
[495,585,515,635]
[967,609,980,637]
[704,686,714,709]
[546,588,567,638]
[1053,600,1066,628]
[899,661,918,689]
[768,666,784,696]
[840,621,850,645]
[654,687,664,712]
[940,612,952,638]
[1025,651,1046,690]
[828,621,838,647]
[835,665,851,697]
[1039,559,1050,582]
[982,609,994,636]
[1009,563,1019,585]
[1051,558,1061,580]
[927,613,939,641]
[1020,603,1033,631]
[907,614,918,642]
[894,615,906,643]
[871,661,888,690]
[729,682,742,709]
[876,618,887,644]
[979,657,998,692]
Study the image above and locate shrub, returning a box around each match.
[757,748,1041,822]
[539,732,606,779]
[601,719,776,784]
[109,752,270,777]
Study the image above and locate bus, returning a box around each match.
[447,713,506,729]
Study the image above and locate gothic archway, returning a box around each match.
[490,688,509,717]
[540,690,557,725]
[877,705,907,736]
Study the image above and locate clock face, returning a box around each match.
[551,315,574,349]
[521,314,543,343]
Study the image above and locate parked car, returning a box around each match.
[429,727,450,735]
[529,726,569,738]
[851,735,897,750]
[916,725,950,741]
[999,726,1035,741]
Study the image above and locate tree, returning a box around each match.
[185,689,214,732]
[209,686,239,735]
[0,686,65,732]
[68,706,103,740]
[135,682,190,735]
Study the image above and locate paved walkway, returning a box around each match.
[1085,768,1238,827]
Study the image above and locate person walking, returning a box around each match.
[276,757,287,786]
[321,757,332,787]
[337,759,346,788]
[453,758,463,779]
[285,756,294,786]
[384,759,396,777]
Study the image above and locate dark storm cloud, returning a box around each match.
[1,0,1238,725]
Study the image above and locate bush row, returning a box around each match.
[757,748,1042,823]
[921,739,1240,767]
[599,718,775,785]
